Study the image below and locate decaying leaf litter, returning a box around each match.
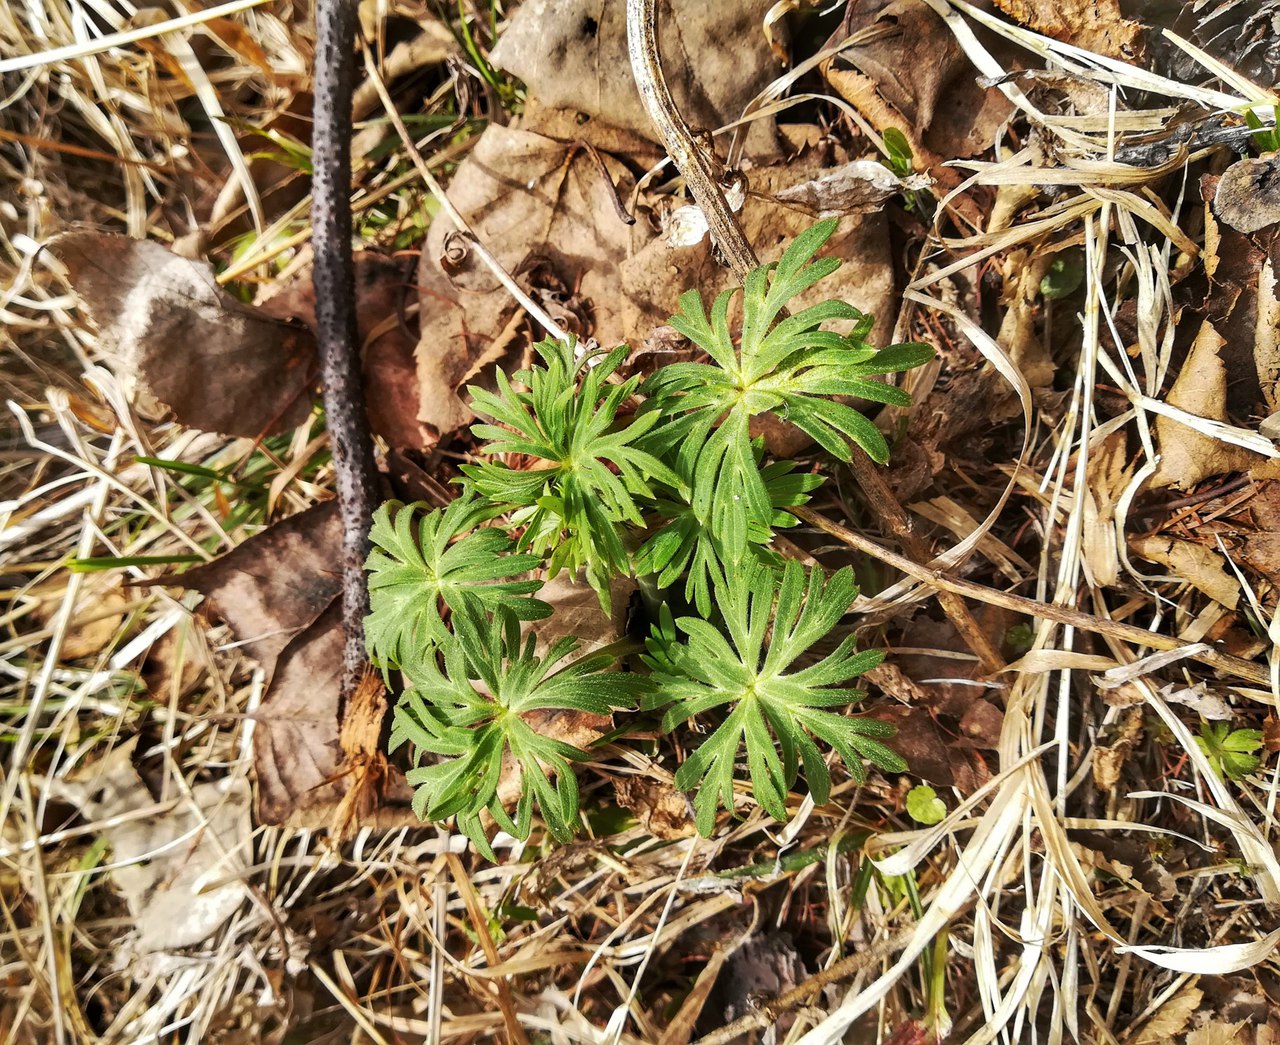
[7,0,1280,1041]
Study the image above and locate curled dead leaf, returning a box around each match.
[1081,429,1135,588]
[614,777,696,839]
[1149,319,1266,490]
[491,0,784,159]
[1092,707,1143,792]
[49,233,315,437]
[773,159,931,215]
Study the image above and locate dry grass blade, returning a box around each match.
[0,0,270,74]
[791,2,1280,1041]
[794,507,1269,686]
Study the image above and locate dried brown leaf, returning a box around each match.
[1200,174,1273,415]
[1129,534,1241,609]
[50,233,315,437]
[253,607,415,830]
[413,125,637,436]
[1265,716,1280,754]
[529,571,635,657]
[896,366,1022,499]
[614,777,696,840]
[165,502,346,825]
[958,699,1003,750]
[56,739,251,954]
[620,164,895,352]
[163,503,414,827]
[991,0,1144,61]
[1082,428,1135,588]
[893,607,1017,718]
[176,500,342,680]
[873,706,986,792]
[491,0,783,158]
[1241,465,1280,587]
[1184,1020,1249,1045]
[1149,319,1264,490]
[45,577,129,660]
[254,601,347,826]
[1092,707,1143,792]
[995,249,1056,389]
[840,0,1015,158]
[773,159,930,215]
[261,253,432,449]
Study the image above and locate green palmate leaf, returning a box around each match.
[364,496,550,668]
[1195,721,1264,781]
[461,337,682,608]
[644,560,904,835]
[633,445,823,616]
[391,609,648,857]
[641,218,933,559]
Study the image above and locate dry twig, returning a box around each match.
[312,0,381,702]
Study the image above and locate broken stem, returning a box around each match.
[313,0,381,704]
[626,0,757,283]
[627,0,1003,675]
[847,453,1005,674]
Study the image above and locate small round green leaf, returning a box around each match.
[906,784,947,825]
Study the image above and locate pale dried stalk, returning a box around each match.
[793,506,1269,687]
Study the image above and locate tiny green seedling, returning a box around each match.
[880,128,914,179]
[366,219,934,854]
[1195,721,1263,781]
[877,128,929,213]
[1039,250,1085,300]
[1245,105,1280,153]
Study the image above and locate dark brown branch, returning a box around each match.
[312,0,381,704]
[692,925,919,1045]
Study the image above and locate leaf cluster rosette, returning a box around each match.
[366,221,933,852]
[390,607,645,858]
[644,561,904,835]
